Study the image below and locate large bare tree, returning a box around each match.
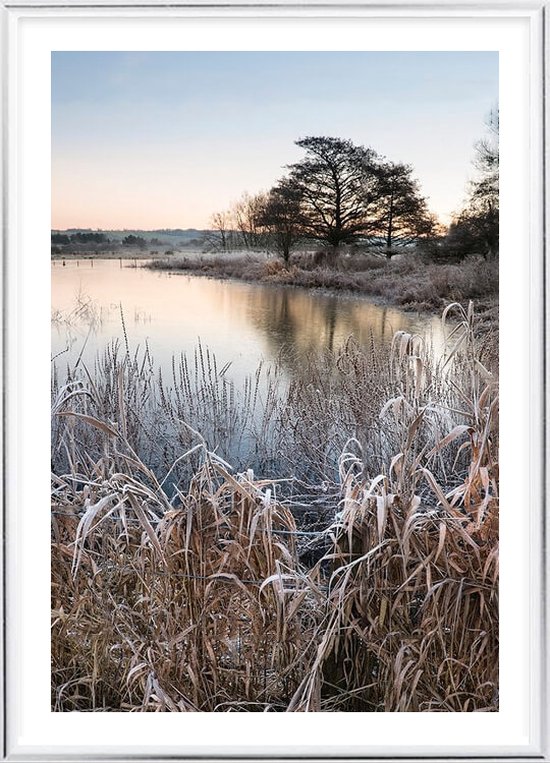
[287,136,381,250]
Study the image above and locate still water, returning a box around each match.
[51,259,446,383]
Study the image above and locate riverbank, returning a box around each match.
[146,250,499,332]
[51,249,167,261]
[51,249,498,325]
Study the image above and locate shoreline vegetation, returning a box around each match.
[52,120,499,326]
[52,248,499,330]
[52,303,499,712]
[147,249,499,323]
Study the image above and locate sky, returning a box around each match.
[51,51,498,230]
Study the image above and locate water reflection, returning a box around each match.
[51,259,445,384]
[244,284,437,363]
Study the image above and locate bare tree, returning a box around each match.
[231,192,269,250]
[256,181,302,263]
[206,211,231,252]
[446,108,499,260]
[287,136,381,252]
[373,162,436,258]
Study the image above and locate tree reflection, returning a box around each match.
[244,284,412,376]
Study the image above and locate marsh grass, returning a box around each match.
[148,253,499,319]
[51,303,498,712]
[51,290,104,330]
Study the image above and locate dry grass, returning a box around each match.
[52,303,498,712]
[148,252,498,323]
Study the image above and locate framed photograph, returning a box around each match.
[1,0,547,760]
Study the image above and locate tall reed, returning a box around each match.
[52,303,498,711]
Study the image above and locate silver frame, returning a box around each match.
[1,2,547,760]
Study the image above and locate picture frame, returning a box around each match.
[1,0,548,760]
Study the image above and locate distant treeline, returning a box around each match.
[51,229,208,254]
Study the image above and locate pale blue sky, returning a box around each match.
[52,51,498,229]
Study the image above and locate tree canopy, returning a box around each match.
[372,162,436,257]
[287,136,381,248]
[123,234,147,249]
[208,134,439,260]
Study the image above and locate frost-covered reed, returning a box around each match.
[51,303,498,712]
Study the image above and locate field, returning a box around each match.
[51,302,499,712]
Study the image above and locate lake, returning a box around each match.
[51,258,446,385]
